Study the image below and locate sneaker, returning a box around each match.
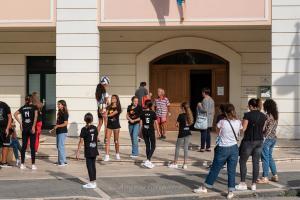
[82,182,97,189]
[251,184,256,191]
[141,160,149,167]
[235,183,247,191]
[271,175,279,182]
[20,164,26,170]
[130,155,138,159]
[31,165,37,170]
[199,149,205,152]
[103,155,110,162]
[0,163,10,168]
[58,164,67,167]
[16,159,21,167]
[115,154,121,160]
[193,186,208,194]
[146,161,155,169]
[182,164,188,169]
[168,163,178,169]
[227,192,234,199]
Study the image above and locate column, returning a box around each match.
[272,0,300,138]
[56,0,99,136]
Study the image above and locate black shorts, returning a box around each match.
[0,129,11,147]
[107,119,121,130]
[97,107,103,119]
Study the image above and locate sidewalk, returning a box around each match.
[0,131,299,200]
[35,131,300,165]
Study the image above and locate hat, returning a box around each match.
[100,76,110,85]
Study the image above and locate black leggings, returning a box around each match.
[143,129,156,161]
[86,157,96,182]
[21,128,36,164]
[239,140,263,183]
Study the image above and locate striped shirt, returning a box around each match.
[154,97,170,117]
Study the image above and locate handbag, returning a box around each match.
[194,108,208,130]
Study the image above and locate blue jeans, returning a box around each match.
[205,144,239,192]
[129,124,139,156]
[56,133,67,165]
[10,138,21,160]
[200,128,211,150]
[261,138,277,177]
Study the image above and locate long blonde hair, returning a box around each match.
[32,92,43,111]
[181,102,194,126]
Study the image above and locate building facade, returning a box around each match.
[0,0,299,138]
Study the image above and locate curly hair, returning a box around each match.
[263,99,278,120]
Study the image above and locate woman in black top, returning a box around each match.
[104,95,122,162]
[14,95,38,170]
[126,96,142,158]
[140,100,161,169]
[54,100,69,166]
[76,113,99,189]
[168,102,194,169]
[236,98,267,191]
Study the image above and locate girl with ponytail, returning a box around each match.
[168,102,194,169]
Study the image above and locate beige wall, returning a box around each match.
[0,30,55,115]
[272,0,300,138]
[100,28,271,130]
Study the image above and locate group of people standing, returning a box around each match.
[193,98,279,199]
[0,92,43,169]
[0,93,69,169]
[0,75,280,198]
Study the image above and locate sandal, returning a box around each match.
[271,175,279,182]
[256,177,269,184]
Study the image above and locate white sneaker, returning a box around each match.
[31,165,37,170]
[193,186,208,193]
[103,155,110,162]
[235,183,248,191]
[182,164,188,170]
[227,192,234,199]
[16,159,21,167]
[168,163,178,169]
[82,182,97,189]
[251,184,256,191]
[58,164,67,167]
[20,164,26,170]
[130,155,138,159]
[146,161,155,169]
[141,160,149,167]
[115,154,121,160]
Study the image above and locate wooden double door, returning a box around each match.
[150,64,229,131]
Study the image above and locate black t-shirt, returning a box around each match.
[127,104,142,125]
[56,112,69,134]
[177,113,191,138]
[243,110,267,141]
[107,106,120,123]
[140,110,157,131]
[18,104,37,129]
[0,101,11,129]
[80,125,99,158]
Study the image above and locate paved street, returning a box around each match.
[0,132,299,200]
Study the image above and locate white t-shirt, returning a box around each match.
[217,119,242,147]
